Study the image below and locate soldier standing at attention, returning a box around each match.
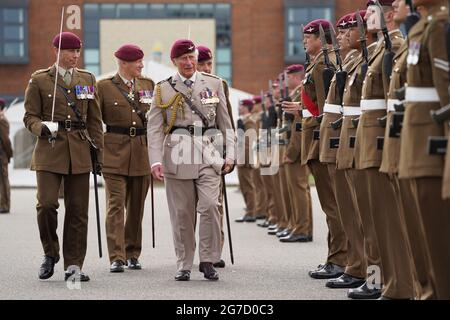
[399,0,450,299]
[147,40,235,281]
[97,44,154,273]
[0,98,12,214]
[23,32,103,282]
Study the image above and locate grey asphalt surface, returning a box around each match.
[0,186,348,300]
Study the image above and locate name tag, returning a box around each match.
[138,90,153,104]
[75,85,95,100]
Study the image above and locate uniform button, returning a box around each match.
[114,102,118,106]
[67,103,71,106]
[67,90,71,94]
[132,121,136,125]
[344,89,347,92]
[132,110,136,113]
[67,115,71,119]
[48,94,52,98]
[192,111,196,114]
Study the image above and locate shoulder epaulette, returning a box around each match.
[75,68,94,75]
[201,72,221,80]
[31,67,51,77]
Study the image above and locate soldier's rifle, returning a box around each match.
[267,80,278,128]
[330,25,346,130]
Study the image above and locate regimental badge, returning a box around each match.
[138,90,153,104]
[200,88,220,105]
[407,42,421,66]
[75,85,95,100]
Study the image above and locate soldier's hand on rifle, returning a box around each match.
[151,164,164,181]
[95,162,102,176]
[221,158,234,175]
[282,101,301,113]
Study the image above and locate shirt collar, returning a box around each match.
[118,72,134,86]
[178,71,197,84]
[56,65,73,77]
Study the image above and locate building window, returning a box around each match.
[0,0,29,64]
[83,3,232,84]
[284,0,334,64]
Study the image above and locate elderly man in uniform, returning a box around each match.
[98,44,154,273]
[196,45,235,268]
[0,98,12,214]
[399,0,450,299]
[148,40,235,281]
[23,32,103,281]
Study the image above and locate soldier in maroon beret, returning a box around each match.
[197,45,213,74]
[24,31,103,282]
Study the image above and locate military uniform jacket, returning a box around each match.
[98,74,154,176]
[355,30,404,170]
[319,49,359,164]
[0,115,13,162]
[399,6,450,179]
[223,80,235,131]
[238,114,256,167]
[379,41,408,174]
[300,51,333,165]
[285,85,303,163]
[336,42,378,170]
[23,65,104,175]
[147,72,235,180]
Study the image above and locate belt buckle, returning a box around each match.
[129,127,136,137]
[188,125,195,135]
[65,119,71,131]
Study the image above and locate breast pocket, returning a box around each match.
[163,140,178,175]
[105,100,129,122]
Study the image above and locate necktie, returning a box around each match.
[126,80,134,91]
[63,70,72,85]
[184,79,193,88]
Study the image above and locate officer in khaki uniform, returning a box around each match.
[23,32,103,281]
[380,0,435,299]
[319,14,367,289]
[98,45,154,273]
[280,64,313,242]
[399,0,450,299]
[356,0,414,299]
[300,20,347,279]
[0,99,12,214]
[236,99,257,222]
[336,11,382,299]
[196,45,235,268]
[148,40,235,281]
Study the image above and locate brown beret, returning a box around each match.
[114,44,144,62]
[52,32,82,50]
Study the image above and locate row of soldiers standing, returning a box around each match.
[236,0,450,300]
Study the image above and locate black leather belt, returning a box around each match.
[58,120,86,131]
[169,125,215,135]
[106,125,146,137]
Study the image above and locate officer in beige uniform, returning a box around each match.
[280,64,313,242]
[380,0,436,299]
[335,11,382,299]
[319,13,367,289]
[196,45,235,268]
[236,99,257,223]
[356,0,414,299]
[0,98,12,214]
[98,44,154,273]
[399,0,450,299]
[148,40,235,281]
[23,32,103,281]
[300,20,347,279]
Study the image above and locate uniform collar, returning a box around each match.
[56,64,73,77]
[118,72,134,87]
[178,71,197,84]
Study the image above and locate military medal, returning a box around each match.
[86,86,95,99]
[139,90,153,104]
[127,90,135,101]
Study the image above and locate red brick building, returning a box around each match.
[0,0,365,101]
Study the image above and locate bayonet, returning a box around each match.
[356,11,369,79]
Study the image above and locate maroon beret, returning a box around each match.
[303,19,331,34]
[252,96,262,104]
[171,39,196,59]
[286,64,304,74]
[0,98,6,108]
[197,45,213,62]
[336,13,354,29]
[114,44,144,62]
[52,32,82,50]
[240,99,254,107]
[367,0,394,6]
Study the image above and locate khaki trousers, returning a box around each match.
[261,173,276,223]
[237,166,256,216]
[252,168,267,216]
[104,173,150,263]
[165,166,221,272]
[410,177,450,299]
[277,164,292,230]
[269,171,284,226]
[365,169,414,299]
[285,162,312,236]
[36,171,90,270]
[333,168,366,279]
[0,158,10,211]
[308,160,347,266]
[397,178,436,300]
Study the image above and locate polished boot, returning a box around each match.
[326,273,365,289]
